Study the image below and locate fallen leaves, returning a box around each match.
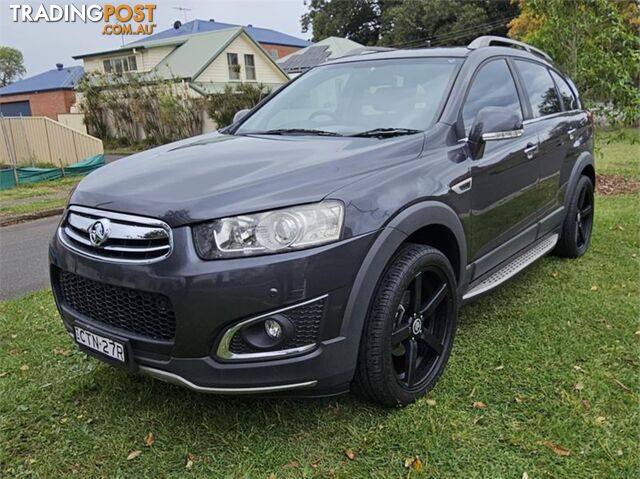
[425,399,436,407]
[19,364,29,372]
[471,401,487,409]
[144,432,155,447]
[590,285,598,291]
[126,450,142,461]
[404,456,424,472]
[573,382,585,391]
[543,441,571,456]
[53,347,71,356]
[345,449,356,460]
[185,452,196,469]
[596,174,640,195]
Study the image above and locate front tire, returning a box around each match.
[555,175,594,258]
[353,244,458,407]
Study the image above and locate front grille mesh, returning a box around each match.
[57,270,176,341]
[229,298,326,354]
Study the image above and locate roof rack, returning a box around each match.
[468,36,552,63]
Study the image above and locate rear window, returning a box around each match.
[550,70,579,111]
[514,60,561,117]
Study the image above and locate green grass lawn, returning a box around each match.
[0,176,81,218]
[596,128,639,180]
[0,190,638,478]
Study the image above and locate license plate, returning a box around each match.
[74,326,126,363]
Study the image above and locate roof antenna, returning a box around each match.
[172,6,192,23]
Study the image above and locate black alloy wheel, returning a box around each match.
[574,180,594,250]
[354,244,458,407]
[555,175,595,258]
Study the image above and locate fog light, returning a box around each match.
[264,319,282,339]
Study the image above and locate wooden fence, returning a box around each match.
[0,116,103,167]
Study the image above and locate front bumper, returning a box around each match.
[49,219,377,396]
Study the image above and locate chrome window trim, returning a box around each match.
[58,205,173,265]
[522,110,579,125]
[481,128,524,141]
[139,366,317,394]
[216,295,328,361]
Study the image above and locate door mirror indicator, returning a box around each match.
[468,106,523,159]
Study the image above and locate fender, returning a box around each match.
[564,151,594,211]
[338,201,468,377]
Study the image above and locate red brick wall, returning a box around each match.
[259,43,304,60]
[0,90,76,119]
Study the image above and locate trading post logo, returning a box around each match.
[9,3,158,35]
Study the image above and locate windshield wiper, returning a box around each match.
[350,128,422,138]
[249,128,343,137]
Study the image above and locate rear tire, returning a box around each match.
[555,175,594,258]
[353,244,458,407]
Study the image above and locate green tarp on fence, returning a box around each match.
[0,154,105,190]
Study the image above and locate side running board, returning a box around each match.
[463,234,559,301]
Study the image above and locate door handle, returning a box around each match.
[451,178,472,195]
[524,143,538,160]
[567,128,577,140]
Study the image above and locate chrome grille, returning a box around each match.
[59,205,172,263]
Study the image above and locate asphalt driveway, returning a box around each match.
[0,215,60,300]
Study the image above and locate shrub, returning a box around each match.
[204,83,272,128]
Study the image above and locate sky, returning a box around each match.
[0,0,310,76]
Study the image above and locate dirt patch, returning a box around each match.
[596,174,640,196]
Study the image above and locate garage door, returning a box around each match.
[0,101,32,117]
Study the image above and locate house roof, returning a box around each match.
[153,27,238,79]
[127,19,311,48]
[0,65,84,96]
[151,27,288,80]
[278,37,364,73]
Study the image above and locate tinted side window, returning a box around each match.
[462,60,522,132]
[550,70,578,110]
[515,60,561,117]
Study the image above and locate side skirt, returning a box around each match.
[462,234,558,301]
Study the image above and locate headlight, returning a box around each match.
[193,201,344,259]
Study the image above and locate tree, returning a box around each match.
[508,0,640,126]
[0,46,26,86]
[301,0,381,45]
[301,0,518,47]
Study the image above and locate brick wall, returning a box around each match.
[0,90,76,119]
[259,43,303,60]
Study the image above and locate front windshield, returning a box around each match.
[236,57,461,136]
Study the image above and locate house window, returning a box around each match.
[227,53,240,80]
[270,49,279,60]
[103,55,137,74]
[244,54,256,80]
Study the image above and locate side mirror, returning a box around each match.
[468,107,523,159]
[233,108,250,124]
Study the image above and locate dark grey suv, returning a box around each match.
[50,36,594,406]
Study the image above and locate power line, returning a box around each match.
[386,16,513,49]
[430,18,512,46]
